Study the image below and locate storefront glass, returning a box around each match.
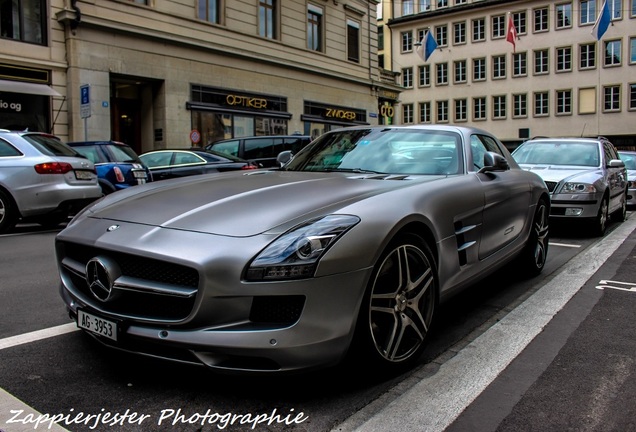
[0,92,49,132]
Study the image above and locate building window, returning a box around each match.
[401,31,413,52]
[435,25,448,47]
[556,90,572,114]
[347,19,360,63]
[402,67,413,88]
[454,21,466,45]
[609,0,622,19]
[454,60,467,83]
[632,0,636,16]
[199,0,220,23]
[580,43,596,69]
[534,7,549,32]
[513,11,527,34]
[604,40,621,66]
[419,102,432,123]
[492,55,506,79]
[403,0,414,15]
[534,49,549,74]
[630,37,636,64]
[308,5,323,51]
[534,92,549,116]
[513,52,527,77]
[556,3,573,29]
[419,65,431,87]
[493,95,506,119]
[492,15,505,39]
[437,100,449,123]
[473,58,486,81]
[0,0,46,44]
[473,97,486,120]
[403,104,414,123]
[419,0,431,12]
[436,63,448,85]
[455,99,467,122]
[556,47,572,72]
[513,94,527,118]
[580,0,596,25]
[472,18,485,42]
[259,0,276,39]
[604,85,620,111]
[630,83,636,110]
[438,0,449,8]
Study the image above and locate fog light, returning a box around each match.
[565,208,583,216]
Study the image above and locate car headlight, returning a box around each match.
[245,214,360,281]
[561,182,597,193]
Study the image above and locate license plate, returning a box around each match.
[74,170,95,180]
[132,170,147,179]
[77,310,118,341]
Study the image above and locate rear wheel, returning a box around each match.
[0,190,18,233]
[352,233,437,370]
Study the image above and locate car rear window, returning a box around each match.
[73,145,104,163]
[23,134,79,157]
[107,144,140,163]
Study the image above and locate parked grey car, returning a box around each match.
[0,130,102,233]
[618,151,636,207]
[56,125,549,374]
[512,137,627,236]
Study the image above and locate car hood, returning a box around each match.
[84,170,428,236]
[518,164,601,183]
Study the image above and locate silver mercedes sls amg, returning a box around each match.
[56,125,550,374]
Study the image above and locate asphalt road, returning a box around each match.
[0,217,630,432]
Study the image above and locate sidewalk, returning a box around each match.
[333,216,636,432]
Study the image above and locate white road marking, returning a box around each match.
[549,242,582,248]
[0,323,78,351]
[596,279,636,293]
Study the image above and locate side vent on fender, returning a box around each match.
[454,222,478,266]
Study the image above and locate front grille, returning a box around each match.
[544,181,557,192]
[59,241,199,321]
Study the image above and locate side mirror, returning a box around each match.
[608,159,625,168]
[277,150,293,166]
[478,152,509,173]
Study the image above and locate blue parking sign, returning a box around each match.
[80,84,91,119]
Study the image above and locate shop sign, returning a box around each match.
[324,108,357,121]
[225,94,268,110]
[0,99,22,112]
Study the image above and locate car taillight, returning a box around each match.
[113,166,125,182]
[34,162,73,174]
[241,164,258,170]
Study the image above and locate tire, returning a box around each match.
[611,189,627,223]
[352,233,437,370]
[518,198,549,277]
[0,189,18,234]
[592,196,609,237]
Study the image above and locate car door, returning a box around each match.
[470,134,532,260]
[603,142,627,213]
[169,151,207,178]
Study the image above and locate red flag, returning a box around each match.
[506,14,517,52]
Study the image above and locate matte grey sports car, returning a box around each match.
[56,125,549,374]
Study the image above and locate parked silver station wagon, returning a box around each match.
[512,136,627,236]
[56,125,549,374]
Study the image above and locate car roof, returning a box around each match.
[67,140,130,147]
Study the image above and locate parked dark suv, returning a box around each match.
[205,135,312,167]
[68,141,152,195]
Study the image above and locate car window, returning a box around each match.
[470,136,489,171]
[0,139,23,157]
[603,143,619,164]
[283,137,311,154]
[140,152,172,168]
[107,144,139,163]
[244,138,283,160]
[22,134,78,157]
[209,140,239,157]
[173,152,204,166]
[73,146,104,163]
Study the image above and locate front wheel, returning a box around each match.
[592,196,609,237]
[352,233,437,370]
[611,189,627,223]
[518,198,549,277]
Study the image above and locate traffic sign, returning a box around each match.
[80,84,91,119]
[190,130,201,144]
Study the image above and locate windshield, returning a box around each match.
[283,128,462,175]
[619,152,636,170]
[513,141,600,167]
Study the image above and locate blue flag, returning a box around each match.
[416,31,438,62]
[591,0,610,40]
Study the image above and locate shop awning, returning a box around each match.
[0,79,62,97]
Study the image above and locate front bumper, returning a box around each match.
[549,192,602,219]
[56,219,372,373]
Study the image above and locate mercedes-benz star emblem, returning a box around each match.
[107,225,120,232]
[85,256,121,302]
